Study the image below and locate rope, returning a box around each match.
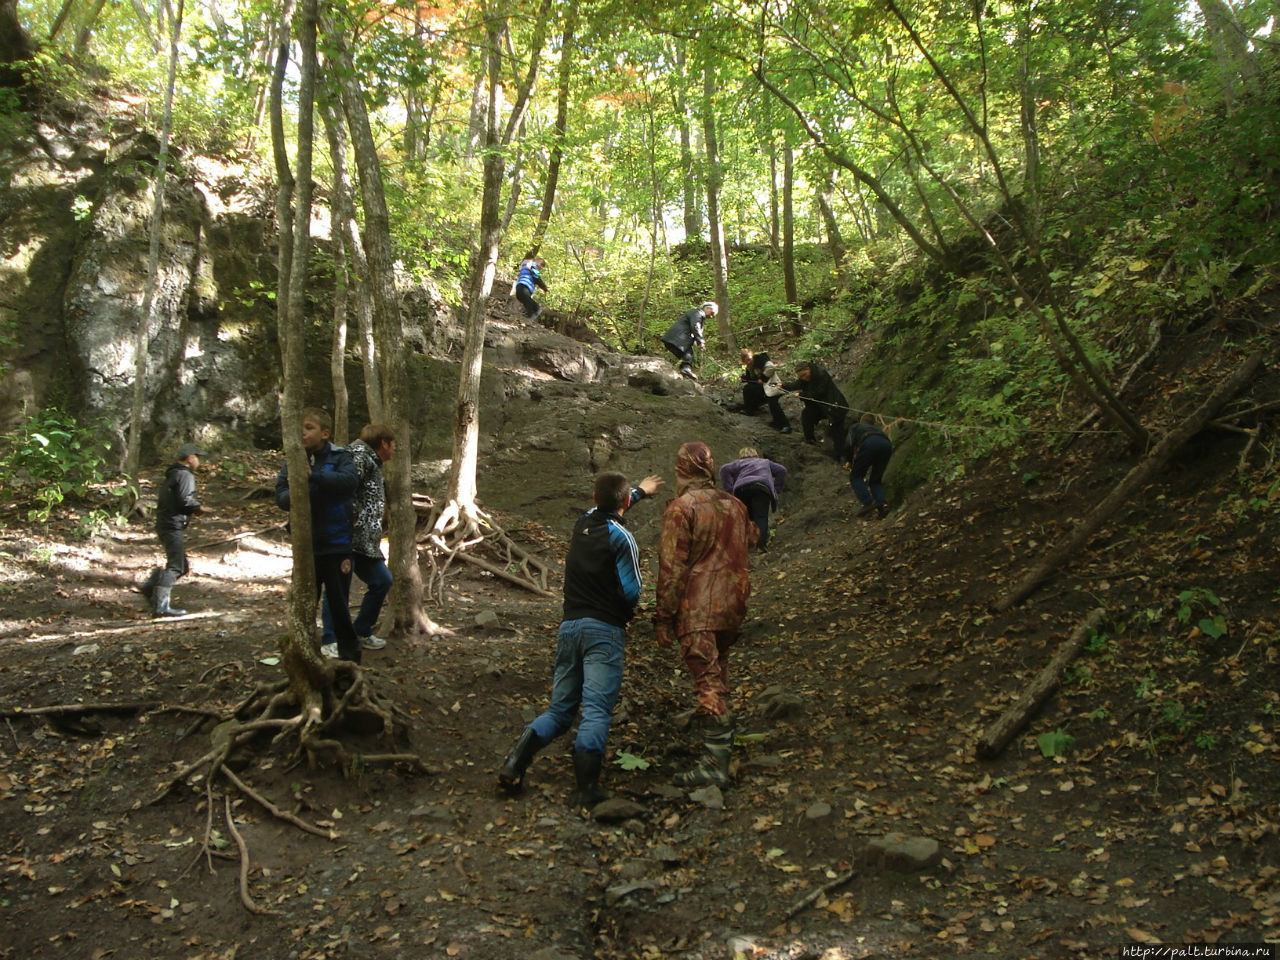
[776,391,1121,436]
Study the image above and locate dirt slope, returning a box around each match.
[0,311,1277,960]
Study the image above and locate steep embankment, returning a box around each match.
[0,305,1276,960]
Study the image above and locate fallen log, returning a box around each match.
[976,607,1107,760]
[993,353,1263,612]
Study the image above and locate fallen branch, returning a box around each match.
[781,868,856,921]
[993,353,1263,611]
[187,522,286,552]
[975,607,1107,760]
[0,701,221,721]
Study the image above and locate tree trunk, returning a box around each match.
[328,227,349,446]
[328,18,434,638]
[271,0,327,721]
[781,141,799,332]
[528,0,577,256]
[993,353,1263,612]
[72,0,108,58]
[975,608,1107,759]
[320,97,382,424]
[672,41,702,241]
[124,0,183,480]
[443,14,506,526]
[701,60,734,354]
[0,0,33,79]
[815,166,846,267]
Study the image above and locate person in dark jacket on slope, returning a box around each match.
[781,361,850,460]
[719,446,788,550]
[661,301,716,380]
[844,413,900,519]
[498,471,663,809]
[140,442,211,617]
[274,408,362,662]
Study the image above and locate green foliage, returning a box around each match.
[613,752,650,771]
[0,410,117,524]
[1175,588,1228,639]
[1037,729,1074,759]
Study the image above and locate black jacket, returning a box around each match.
[156,463,201,532]
[782,363,849,413]
[661,308,706,352]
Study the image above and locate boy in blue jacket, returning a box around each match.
[274,408,361,662]
[513,256,549,320]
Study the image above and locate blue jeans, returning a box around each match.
[322,554,392,641]
[528,618,625,756]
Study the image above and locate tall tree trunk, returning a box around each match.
[442,14,506,527]
[124,0,183,480]
[320,97,382,423]
[328,19,434,638]
[781,140,798,333]
[272,0,328,719]
[815,166,846,266]
[72,0,108,58]
[767,131,780,256]
[0,0,32,88]
[47,0,76,42]
[329,226,349,446]
[438,0,547,533]
[529,0,577,256]
[701,60,734,353]
[672,41,702,241]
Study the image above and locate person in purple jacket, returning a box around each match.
[718,446,788,551]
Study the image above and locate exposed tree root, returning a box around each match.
[419,499,555,601]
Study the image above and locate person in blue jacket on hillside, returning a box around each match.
[498,471,664,809]
[274,408,361,662]
[513,255,549,320]
[719,446,788,550]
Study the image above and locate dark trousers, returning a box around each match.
[801,405,848,459]
[316,553,360,663]
[155,529,188,588]
[515,286,540,318]
[849,434,893,507]
[734,483,774,549]
[663,340,694,374]
[742,383,791,430]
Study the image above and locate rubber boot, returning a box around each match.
[153,586,187,617]
[498,727,544,793]
[674,714,733,788]
[138,569,159,601]
[570,750,609,809]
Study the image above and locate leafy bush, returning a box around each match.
[0,410,117,523]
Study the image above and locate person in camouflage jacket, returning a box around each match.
[321,424,396,655]
[654,441,756,788]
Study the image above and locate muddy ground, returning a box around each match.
[1,316,1278,960]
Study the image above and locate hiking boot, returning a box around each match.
[854,502,876,519]
[153,586,186,617]
[360,634,387,650]
[320,642,339,659]
[530,305,543,321]
[498,727,544,793]
[570,750,609,808]
[674,714,733,788]
[778,425,792,434]
[877,503,892,519]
